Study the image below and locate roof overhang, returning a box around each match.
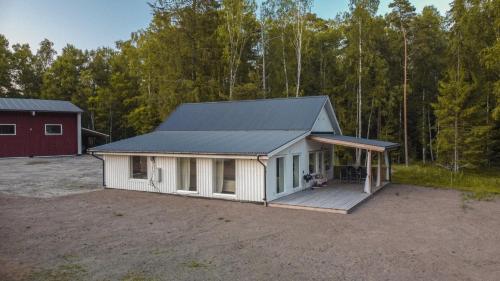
[89,151,268,160]
[82,128,109,138]
[308,134,400,152]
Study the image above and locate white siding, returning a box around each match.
[312,106,334,132]
[104,155,176,193]
[236,159,265,202]
[266,138,333,201]
[196,158,213,197]
[103,154,265,202]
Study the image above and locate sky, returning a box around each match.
[0,0,451,53]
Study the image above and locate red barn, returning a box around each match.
[0,98,82,157]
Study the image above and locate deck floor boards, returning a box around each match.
[269,181,388,213]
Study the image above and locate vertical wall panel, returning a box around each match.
[196,158,213,197]
[236,159,264,202]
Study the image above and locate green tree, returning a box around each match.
[388,0,415,166]
[410,6,447,163]
[41,44,87,103]
[0,34,12,97]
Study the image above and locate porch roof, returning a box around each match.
[309,134,400,152]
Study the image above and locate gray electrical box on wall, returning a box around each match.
[156,168,162,182]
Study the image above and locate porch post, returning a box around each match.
[332,144,335,179]
[364,150,372,194]
[376,152,381,187]
[384,151,391,182]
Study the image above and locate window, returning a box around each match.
[130,156,147,179]
[293,155,300,188]
[0,124,16,135]
[309,153,316,174]
[45,124,62,135]
[276,157,284,193]
[214,159,235,194]
[178,158,197,191]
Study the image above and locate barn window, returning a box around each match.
[45,124,62,135]
[214,159,235,194]
[130,156,147,179]
[0,124,16,135]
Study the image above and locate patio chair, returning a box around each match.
[348,166,359,183]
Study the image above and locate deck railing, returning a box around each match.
[332,165,388,183]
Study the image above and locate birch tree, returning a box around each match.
[219,0,256,100]
[291,0,312,97]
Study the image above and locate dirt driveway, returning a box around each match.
[0,184,499,281]
[0,155,102,198]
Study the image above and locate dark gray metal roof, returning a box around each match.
[89,130,308,155]
[0,98,83,113]
[156,96,329,131]
[310,134,400,151]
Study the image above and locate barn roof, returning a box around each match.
[0,98,83,113]
[156,96,333,131]
[89,130,308,155]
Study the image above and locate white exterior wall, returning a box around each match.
[103,154,265,202]
[266,138,334,201]
[312,106,334,132]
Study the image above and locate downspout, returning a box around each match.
[257,155,267,206]
[90,152,105,187]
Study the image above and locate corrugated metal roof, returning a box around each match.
[156,96,328,131]
[0,98,83,113]
[310,134,400,150]
[89,130,308,155]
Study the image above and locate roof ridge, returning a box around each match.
[179,95,328,106]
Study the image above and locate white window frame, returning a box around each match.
[176,158,198,193]
[292,154,301,188]
[276,157,285,194]
[0,124,16,135]
[213,159,237,197]
[44,124,63,135]
[129,156,148,181]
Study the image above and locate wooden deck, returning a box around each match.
[268,181,388,214]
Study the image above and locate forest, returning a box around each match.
[0,0,498,171]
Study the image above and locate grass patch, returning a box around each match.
[28,263,87,281]
[121,271,158,281]
[182,260,209,269]
[393,164,500,200]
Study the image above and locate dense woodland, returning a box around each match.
[0,0,499,171]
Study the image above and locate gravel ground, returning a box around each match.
[0,155,102,198]
[0,185,499,281]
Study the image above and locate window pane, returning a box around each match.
[189,158,197,191]
[215,159,235,194]
[0,125,15,135]
[131,156,147,179]
[45,124,62,134]
[309,153,316,174]
[293,155,299,188]
[276,157,284,193]
[178,158,197,191]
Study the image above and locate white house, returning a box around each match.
[90,96,399,207]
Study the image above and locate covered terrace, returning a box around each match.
[269,134,400,214]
